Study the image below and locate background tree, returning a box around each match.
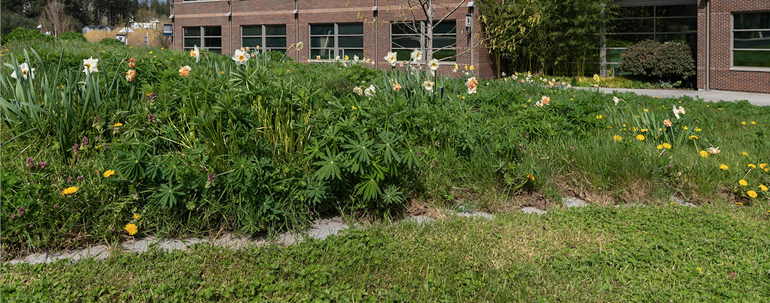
[478,0,541,76]
[39,0,73,36]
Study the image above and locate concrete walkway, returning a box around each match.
[593,88,770,106]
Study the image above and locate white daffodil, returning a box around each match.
[353,86,363,96]
[335,56,341,61]
[422,80,434,91]
[428,59,440,71]
[11,63,35,80]
[410,49,423,63]
[190,45,200,62]
[468,87,477,94]
[677,106,686,115]
[353,55,359,62]
[613,96,620,106]
[232,49,249,65]
[82,57,99,74]
[384,52,397,66]
[707,146,721,155]
[673,105,680,119]
[296,42,304,51]
[364,84,376,97]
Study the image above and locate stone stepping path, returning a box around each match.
[14,196,677,265]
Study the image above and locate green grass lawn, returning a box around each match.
[3,205,769,302]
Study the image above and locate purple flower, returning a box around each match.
[54,204,59,208]
[10,214,15,220]
[207,173,216,183]
[147,114,157,123]
[26,157,36,170]
[72,144,80,156]
[18,206,26,216]
[146,92,157,101]
[81,136,89,147]
[416,151,422,157]
[37,161,47,169]
[473,108,478,113]
[95,135,101,141]
[93,115,100,123]
[434,141,440,147]
[570,146,575,152]
[430,161,435,168]
[420,170,425,175]
[77,175,83,181]
[67,176,73,182]
[103,144,109,149]
[525,132,530,138]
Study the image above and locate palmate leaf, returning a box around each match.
[355,177,382,202]
[343,133,375,173]
[375,131,401,165]
[313,151,344,180]
[153,182,185,209]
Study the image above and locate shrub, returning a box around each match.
[2,27,55,45]
[98,38,125,47]
[1,13,37,39]
[618,40,695,82]
[57,31,87,42]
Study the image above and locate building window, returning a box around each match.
[309,23,363,60]
[391,21,457,62]
[733,12,770,68]
[184,26,222,54]
[606,4,697,70]
[242,25,287,53]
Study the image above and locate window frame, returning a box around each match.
[731,11,770,71]
[391,21,458,63]
[308,23,364,61]
[241,24,287,54]
[183,26,222,54]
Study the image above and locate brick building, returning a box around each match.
[698,0,770,94]
[169,0,495,78]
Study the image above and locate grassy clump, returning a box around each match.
[1,40,768,258]
[3,206,769,301]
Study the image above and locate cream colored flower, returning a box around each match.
[613,96,619,105]
[353,86,363,96]
[393,82,402,91]
[428,59,440,71]
[232,49,249,65]
[125,69,136,82]
[190,45,200,62]
[422,80,434,91]
[707,146,720,154]
[295,42,304,51]
[541,96,550,106]
[11,62,35,80]
[353,55,359,62]
[410,49,423,62]
[179,65,191,77]
[384,52,397,66]
[663,119,672,127]
[82,57,99,74]
[364,84,376,97]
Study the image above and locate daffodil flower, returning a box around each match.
[410,49,423,63]
[10,62,35,80]
[428,59,440,71]
[422,80,434,91]
[384,52,397,66]
[82,57,99,74]
[232,49,249,65]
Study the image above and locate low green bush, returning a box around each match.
[97,38,125,47]
[57,31,88,42]
[618,40,695,82]
[1,27,54,45]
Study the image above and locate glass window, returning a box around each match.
[183,26,221,53]
[391,21,457,62]
[309,23,363,60]
[242,25,287,53]
[733,12,770,68]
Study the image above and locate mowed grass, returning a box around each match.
[3,205,769,302]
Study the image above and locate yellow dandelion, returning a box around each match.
[696,267,703,273]
[739,180,748,186]
[751,121,755,125]
[735,202,744,206]
[758,185,768,192]
[719,164,729,170]
[657,145,663,150]
[689,135,698,140]
[62,186,78,195]
[613,135,622,142]
[741,152,748,156]
[124,223,138,235]
[741,121,746,125]
[747,191,758,198]
[133,214,141,220]
[700,151,708,158]
[103,170,115,178]
[759,163,767,169]
[636,134,645,141]
[748,164,756,169]
[113,122,123,127]
[662,143,672,149]
[596,114,603,119]
[607,126,612,129]
[526,173,535,181]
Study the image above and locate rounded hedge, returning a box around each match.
[2,27,54,45]
[57,31,88,42]
[618,40,695,82]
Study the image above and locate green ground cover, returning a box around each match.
[1,39,769,261]
[3,205,769,302]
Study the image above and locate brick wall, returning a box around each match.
[697,0,770,94]
[172,0,495,78]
